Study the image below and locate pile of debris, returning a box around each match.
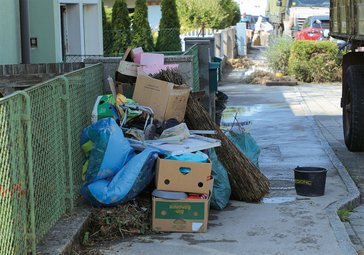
[78,47,270,248]
[226,57,253,70]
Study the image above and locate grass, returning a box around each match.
[338,208,352,222]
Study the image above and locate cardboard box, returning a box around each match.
[156,158,212,194]
[140,53,164,66]
[152,193,211,233]
[132,75,191,122]
[116,82,135,98]
[260,31,270,46]
[118,60,139,77]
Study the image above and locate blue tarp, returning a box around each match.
[80,118,158,206]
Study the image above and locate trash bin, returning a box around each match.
[213,56,223,81]
[209,62,220,92]
[294,166,327,197]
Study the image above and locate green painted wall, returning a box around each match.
[0,1,21,64]
[29,0,62,63]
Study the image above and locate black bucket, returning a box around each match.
[294,166,327,197]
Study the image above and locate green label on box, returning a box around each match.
[155,201,205,220]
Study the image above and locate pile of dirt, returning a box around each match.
[243,71,275,84]
[75,194,152,254]
[244,71,297,85]
[226,57,253,69]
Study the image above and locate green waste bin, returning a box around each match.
[209,62,220,92]
[213,56,223,81]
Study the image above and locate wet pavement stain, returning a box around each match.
[262,196,296,204]
[208,222,223,228]
[179,234,237,245]
[295,236,318,245]
[208,214,219,221]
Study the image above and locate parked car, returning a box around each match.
[295,15,330,40]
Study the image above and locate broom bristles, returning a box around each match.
[185,95,270,202]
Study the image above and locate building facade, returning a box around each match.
[0,0,103,64]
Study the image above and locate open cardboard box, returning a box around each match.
[155,157,212,194]
[132,75,191,122]
[152,187,212,233]
[117,48,140,77]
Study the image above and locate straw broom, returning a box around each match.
[185,95,270,202]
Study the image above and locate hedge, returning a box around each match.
[288,40,341,83]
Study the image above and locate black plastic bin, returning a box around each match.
[294,166,327,197]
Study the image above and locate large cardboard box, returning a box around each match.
[155,158,212,194]
[117,47,140,77]
[152,193,211,233]
[132,75,191,122]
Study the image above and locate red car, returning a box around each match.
[295,15,329,41]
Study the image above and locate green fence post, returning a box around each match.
[60,76,74,211]
[16,91,36,255]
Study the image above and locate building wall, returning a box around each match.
[0,1,21,64]
[29,0,61,63]
[237,0,267,16]
[28,0,102,63]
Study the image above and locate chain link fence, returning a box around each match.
[183,44,200,92]
[0,64,103,254]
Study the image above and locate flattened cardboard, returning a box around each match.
[156,158,212,194]
[132,75,190,122]
[152,193,210,233]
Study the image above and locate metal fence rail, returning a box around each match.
[0,64,103,254]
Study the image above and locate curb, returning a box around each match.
[36,203,92,255]
[298,88,361,255]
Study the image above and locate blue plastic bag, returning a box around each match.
[81,148,158,206]
[209,148,231,210]
[80,118,159,206]
[80,118,135,184]
[226,130,260,167]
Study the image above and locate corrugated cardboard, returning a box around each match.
[156,158,212,194]
[132,75,190,122]
[118,60,139,77]
[152,193,211,233]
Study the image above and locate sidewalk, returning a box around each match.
[97,82,359,255]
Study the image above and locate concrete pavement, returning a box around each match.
[97,82,359,255]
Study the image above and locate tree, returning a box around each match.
[176,0,241,32]
[131,0,154,51]
[111,0,131,55]
[102,1,113,56]
[156,0,181,51]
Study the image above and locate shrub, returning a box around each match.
[111,0,131,56]
[288,40,341,83]
[131,0,154,51]
[264,36,293,75]
[102,1,113,56]
[156,0,181,51]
